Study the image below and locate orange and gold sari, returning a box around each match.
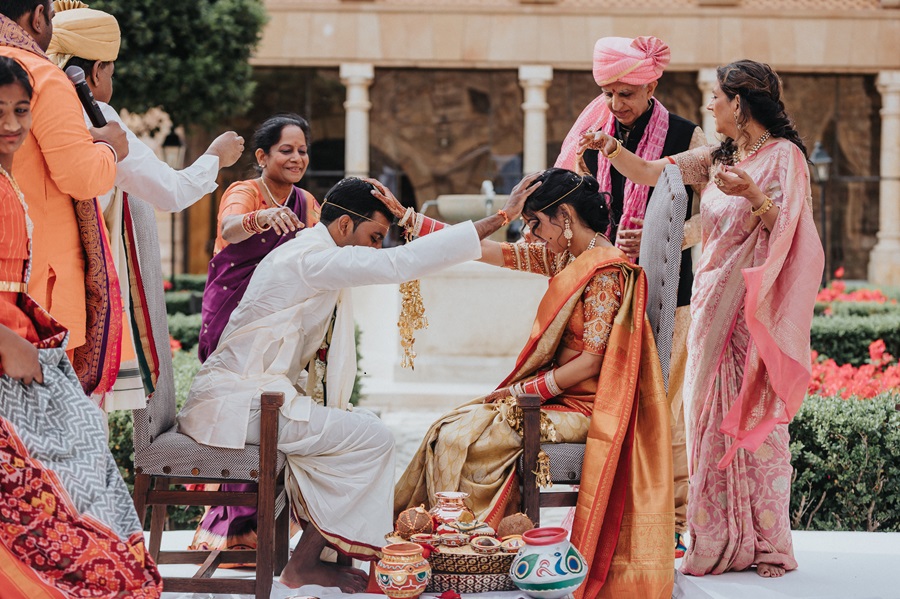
[395,246,673,599]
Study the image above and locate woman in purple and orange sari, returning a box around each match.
[582,60,824,579]
[0,55,160,599]
[191,114,318,556]
[395,168,675,599]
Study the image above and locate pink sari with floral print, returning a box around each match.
[672,139,823,575]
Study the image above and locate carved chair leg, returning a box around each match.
[132,472,151,529]
[147,477,170,560]
[518,394,542,526]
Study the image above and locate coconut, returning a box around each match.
[496,512,535,539]
[395,505,434,539]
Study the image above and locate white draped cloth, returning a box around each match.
[178,220,482,555]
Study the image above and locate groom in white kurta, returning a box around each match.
[178,177,526,592]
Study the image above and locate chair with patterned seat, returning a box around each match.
[125,197,290,599]
[519,164,688,525]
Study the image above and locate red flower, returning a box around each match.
[834,266,845,279]
[163,279,174,291]
[169,336,182,355]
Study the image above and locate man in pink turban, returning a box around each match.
[556,35,706,559]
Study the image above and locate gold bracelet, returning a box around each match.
[751,196,774,217]
[606,138,623,160]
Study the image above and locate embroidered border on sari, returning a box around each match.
[71,198,123,397]
[123,197,159,394]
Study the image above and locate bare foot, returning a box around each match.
[756,563,786,578]
[279,561,368,593]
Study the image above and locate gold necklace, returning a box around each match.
[0,163,23,199]
[260,176,289,207]
[586,232,603,251]
[737,130,771,162]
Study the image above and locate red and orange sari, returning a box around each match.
[395,246,673,599]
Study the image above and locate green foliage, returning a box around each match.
[809,313,900,366]
[89,0,267,128]
[164,290,203,315]
[813,301,900,317]
[167,313,202,350]
[790,394,900,532]
[170,274,208,293]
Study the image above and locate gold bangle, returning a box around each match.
[751,196,774,217]
[606,138,623,160]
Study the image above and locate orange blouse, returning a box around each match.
[213,180,319,254]
[0,175,38,343]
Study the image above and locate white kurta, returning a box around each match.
[177,220,482,555]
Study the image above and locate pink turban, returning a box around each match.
[592,36,671,87]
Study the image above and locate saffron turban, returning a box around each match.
[592,36,671,87]
[46,2,120,69]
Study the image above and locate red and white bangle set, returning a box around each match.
[510,370,562,401]
[241,211,270,235]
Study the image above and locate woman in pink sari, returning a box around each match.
[581,60,824,578]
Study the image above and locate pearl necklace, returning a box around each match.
[737,130,771,162]
[260,177,289,207]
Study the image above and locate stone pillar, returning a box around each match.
[340,63,374,178]
[697,68,718,144]
[869,71,900,286]
[518,65,553,173]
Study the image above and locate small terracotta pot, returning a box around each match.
[375,542,431,599]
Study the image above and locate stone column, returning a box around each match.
[518,65,553,173]
[340,63,374,178]
[869,71,900,286]
[697,68,718,144]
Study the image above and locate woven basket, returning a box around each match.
[386,534,515,575]
[426,572,516,594]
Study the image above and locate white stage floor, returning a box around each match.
[156,529,900,599]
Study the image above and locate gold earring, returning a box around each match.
[563,217,573,247]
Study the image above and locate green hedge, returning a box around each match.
[813,301,900,317]
[164,290,203,316]
[809,313,900,366]
[168,313,202,350]
[170,273,207,292]
[790,393,900,532]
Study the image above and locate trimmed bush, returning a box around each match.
[790,393,900,532]
[171,273,207,292]
[168,313,202,350]
[809,313,900,366]
[164,290,203,316]
[813,301,900,317]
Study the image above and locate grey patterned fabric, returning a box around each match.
[638,164,689,391]
[128,196,284,481]
[0,345,142,540]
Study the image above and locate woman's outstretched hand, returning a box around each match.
[713,165,766,205]
[500,172,543,222]
[366,178,408,219]
[257,206,303,235]
[578,130,618,157]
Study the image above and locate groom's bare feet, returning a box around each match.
[756,563,786,578]
[279,561,368,593]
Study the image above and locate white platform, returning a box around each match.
[157,530,900,599]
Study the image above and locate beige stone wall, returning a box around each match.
[257,1,900,73]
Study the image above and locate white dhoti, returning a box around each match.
[247,403,394,559]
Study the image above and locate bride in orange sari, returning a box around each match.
[395,168,674,599]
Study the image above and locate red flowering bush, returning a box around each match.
[816,267,895,306]
[808,339,900,399]
[163,279,174,291]
[169,335,182,355]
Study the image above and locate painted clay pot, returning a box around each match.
[429,491,475,525]
[509,527,587,599]
[375,542,431,599]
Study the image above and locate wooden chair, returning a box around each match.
[126,197,289,598]
[519,165,689,525]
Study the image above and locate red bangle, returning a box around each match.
[497,209,510,226]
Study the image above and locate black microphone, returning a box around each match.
[64,66,107,127]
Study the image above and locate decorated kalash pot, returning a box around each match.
[429,491,475,525]
[509,527,587,599]
[375,542,432,599]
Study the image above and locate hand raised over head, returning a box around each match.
[206,131,245,168]
[578,130,617,157]
[501,171,543,222]
[365,177,407,219]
